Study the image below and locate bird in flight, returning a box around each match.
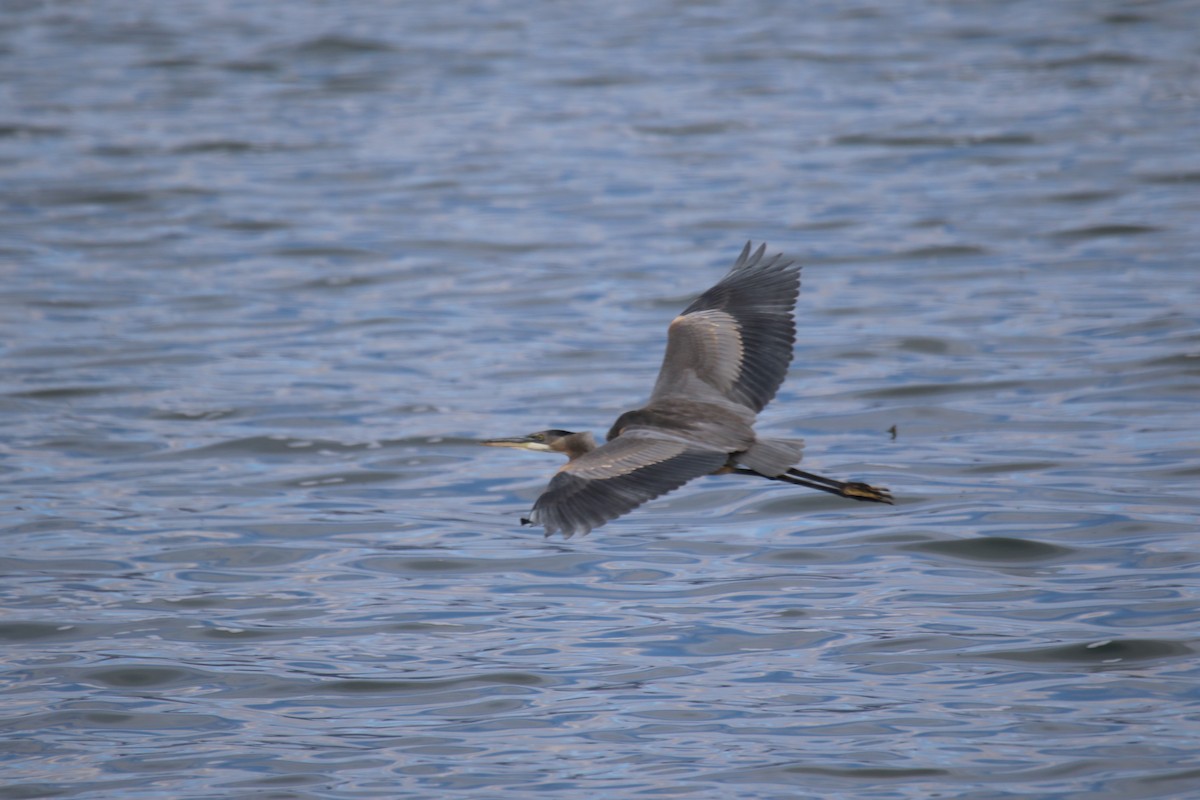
[483,242,892,537]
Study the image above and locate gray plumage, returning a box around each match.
[483,241,891,537]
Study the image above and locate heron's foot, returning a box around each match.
[840,481,893,504]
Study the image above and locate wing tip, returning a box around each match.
[734,240,766,270]
[736,240,752,266]
[732,241,798,275]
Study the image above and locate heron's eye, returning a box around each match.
[531,434,544,442]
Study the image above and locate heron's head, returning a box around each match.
[481,429,596,460]
[481,430,576,453]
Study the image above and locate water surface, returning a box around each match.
[3,1,1199,798]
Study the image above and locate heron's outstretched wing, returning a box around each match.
[526,435,728,537]
[650,242,800,413]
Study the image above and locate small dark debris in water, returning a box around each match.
[888,425,898,440]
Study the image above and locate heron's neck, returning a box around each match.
[561,432,597,460]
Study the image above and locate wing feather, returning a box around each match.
[650,242,800,413]
[526,436,728,537]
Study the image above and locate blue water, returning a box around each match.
[3,2,1199,798]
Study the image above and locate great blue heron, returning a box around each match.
[483,242,892,537]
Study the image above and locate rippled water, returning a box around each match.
[3,1,1200,798]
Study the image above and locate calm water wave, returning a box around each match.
[3,1,1199,798]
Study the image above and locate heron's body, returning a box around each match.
[483,242,891,537]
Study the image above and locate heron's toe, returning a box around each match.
[842,482,893,504]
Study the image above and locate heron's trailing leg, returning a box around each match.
[733,467,893,504]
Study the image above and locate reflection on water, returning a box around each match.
[3,1,1199,798]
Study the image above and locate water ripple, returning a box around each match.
[3,0,1199,798]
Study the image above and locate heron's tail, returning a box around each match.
[737,438,804,477]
